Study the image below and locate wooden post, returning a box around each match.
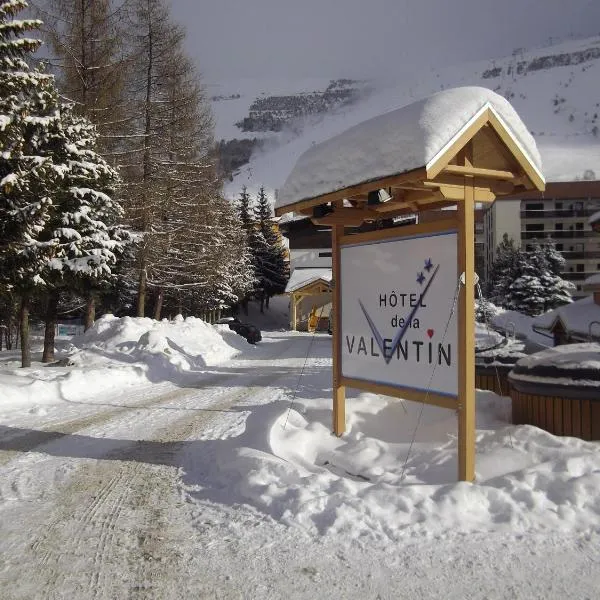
[457,146,476,482]
[332,223,345,435]
[290,292,296,331]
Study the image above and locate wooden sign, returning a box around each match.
[340,225,458,398]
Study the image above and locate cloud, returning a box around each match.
[171,0,600,81]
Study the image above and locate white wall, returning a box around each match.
[290,248,332,270]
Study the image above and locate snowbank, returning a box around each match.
[183,367,600,545]
[0,315,242,415]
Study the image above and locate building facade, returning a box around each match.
[483,181,600,296]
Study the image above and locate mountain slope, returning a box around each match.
[211,36,600,202]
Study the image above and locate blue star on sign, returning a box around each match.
[424,258,434,272]
[416,271,425,285]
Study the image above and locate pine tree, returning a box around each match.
[505,243,574,316]
[0,0,65,366]
[486,235,573,316]
[238,185,252,229]
[486,233,519,305]
[0,1,129,365]
[254,186,288,309]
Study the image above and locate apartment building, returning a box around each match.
[483,181,600,295]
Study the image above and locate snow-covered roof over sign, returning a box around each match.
[276,86,542,212]
[285,268,332,293]
[532,296,600,338]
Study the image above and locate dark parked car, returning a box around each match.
[228,319,262,344]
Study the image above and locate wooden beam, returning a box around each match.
[437,184,495,203]
[274,168,428,217]
[426,107,490,180]
[486,109,545,191]
[340,377,457,410]
[339,214,458,246]
[291,293,298,330]
[442,164,516,180]
[457,145,476,483]
[332,225,345,436]
[426,175,515,195]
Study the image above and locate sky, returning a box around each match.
[169,0,600,82]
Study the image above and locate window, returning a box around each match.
[576,223,584,230]
[556,244,564,251]
[556,202,563,209]
[318,251,332,258]
[526,202,544,210]
[576,264,585,273]
[555,223,563,230]
[525,224,544,231]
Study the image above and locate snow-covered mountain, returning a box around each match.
[209,36,600,202]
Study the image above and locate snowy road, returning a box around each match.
[0,333,310,598]
[1,330,599,599]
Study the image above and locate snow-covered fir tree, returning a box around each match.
[254,186,288,308]
[0,0,129,365]
[486,233,519,304]
[486,234,574,316]
[506,243,574,316]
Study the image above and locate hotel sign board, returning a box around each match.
[340,229,458,398]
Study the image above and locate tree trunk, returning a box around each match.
[260,294,265,314]
[241,299,248,316]
[85,291,96,331]
[266,295,270,309]
[42,289,59,363]
[153,288,164,321]
[19,293,31,368]
[137,264,147,317]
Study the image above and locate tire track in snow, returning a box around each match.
[2,334,325,598]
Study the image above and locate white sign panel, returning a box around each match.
[340,230,458,397]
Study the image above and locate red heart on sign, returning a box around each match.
[427,329,434,338]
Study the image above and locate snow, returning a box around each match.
[510,342,600,388]
[584,272,600,287]
[1,315,600,597]
[513,342,600,372]
[285,267,332,293]
[532,295,600,338]
[492,308,552,346]
[276,87,541,210]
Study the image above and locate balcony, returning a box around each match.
[521,230,596,240]
[561,272,592,282]
[520,208,599,219]
[561,250,600,260]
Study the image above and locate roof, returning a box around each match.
[275,86,542,213]
[584,273,600,289]
[532,296,600,338]
[285,268,332,293]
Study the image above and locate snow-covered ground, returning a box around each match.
[0,315,599,598]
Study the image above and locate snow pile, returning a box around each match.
[0,315,241,414]
[511,342,600,387]
[70,314,238,370]
[276,86,541,209]
[185,385,600,545]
